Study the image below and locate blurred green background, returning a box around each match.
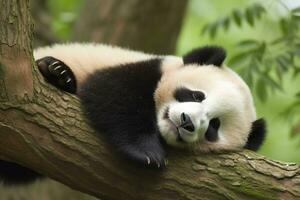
[42,0,300,163]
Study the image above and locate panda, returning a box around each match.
[0,43,266,184]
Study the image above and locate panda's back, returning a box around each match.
[34,43,155,84]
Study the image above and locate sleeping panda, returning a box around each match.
[34,43,266,164]
[0,43,266,184]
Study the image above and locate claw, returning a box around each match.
[60,70,67,75]
[66,78,72,83]
[164,159,168,166]
[157,162,160,168]
[146,156,150,165]
[54,65,62,70]
[49,61,59,67]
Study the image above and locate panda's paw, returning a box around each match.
[123,143,167,169]
[36,56,76,94]
[143,151,167,168]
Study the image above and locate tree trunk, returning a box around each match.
[1,1,300,200]
[73,0,188,54]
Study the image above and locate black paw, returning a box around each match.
[36,56,76,94]
[128,148,167,169]
[119,139,167,169]
[143,149,168,169]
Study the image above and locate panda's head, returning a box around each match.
[155,46,266,152]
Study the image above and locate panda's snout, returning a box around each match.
[166,102,209,143]
[177,112,198,143]
[180,113,195,132]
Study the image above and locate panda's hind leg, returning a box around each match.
[36,56,77,94]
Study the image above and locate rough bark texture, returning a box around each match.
[1,1,300,200]
[73,0,188,54]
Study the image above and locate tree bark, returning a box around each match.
[73,0,188,54]
[1,1,300,200]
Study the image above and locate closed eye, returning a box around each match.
[205,118,220,142]
[192,91,205,102]
[174,87,205,102]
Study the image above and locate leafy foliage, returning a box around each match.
[202,3,266,38]
[202,1,300,137]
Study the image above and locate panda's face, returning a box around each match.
[155,65,256,151]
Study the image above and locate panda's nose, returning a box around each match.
[180,113,195,132]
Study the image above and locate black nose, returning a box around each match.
[180,113,195,132]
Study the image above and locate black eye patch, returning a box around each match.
[174,87,205,102]
[205,118,220,142]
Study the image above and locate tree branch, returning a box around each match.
[1,88,300,200]
[1,1,300,200]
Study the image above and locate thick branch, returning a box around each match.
[0,72,300,200]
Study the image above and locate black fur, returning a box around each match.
[36,56,77,94]
[245,118,266,151]
[205,118,221,142]
[183,46,226,67]
[174,87,205,102]
[78,59,166,168]
[0,160,43,185]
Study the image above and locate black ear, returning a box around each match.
[183,46,226,67]
[245,118,267,151]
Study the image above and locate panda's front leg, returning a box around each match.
[112,132,167,168]
[36,56,77,94]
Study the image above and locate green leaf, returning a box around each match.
[209,23,218,39]
[279,19,289,34]
[245,7,255,26]
[222,17,230,31]
[271,37,287,45]
[293,67,300,78]
[252,3,266,19]
[280,100,300,118]
[256,42,266,61]
[256,79,267,102]
[276,55,290,72]
[228,52,251,67]
[247,70,254,88]
[262,73,283,91]
[296,91,300,98]
[241,67,254,88]
[237,39,260,48]
[201,24,210,35]
[275,64,283,82]
[202,22,221,38]
[232,9,242,27]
